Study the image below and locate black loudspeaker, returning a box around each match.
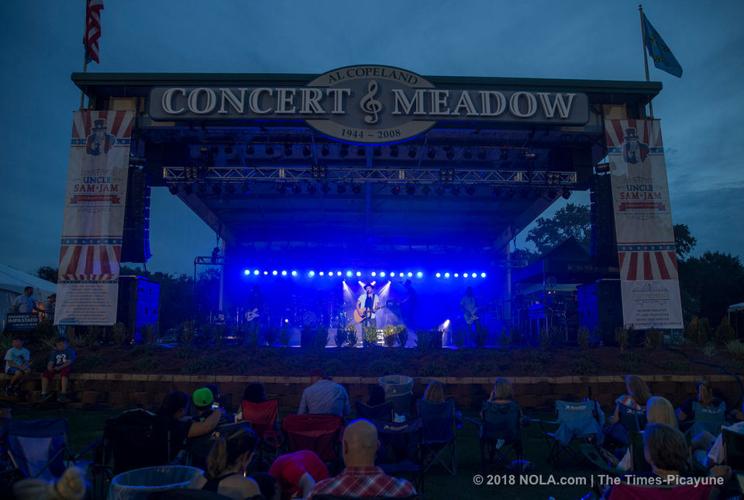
[117,275,160,343]
[121,167,151,263]
[578,279,623,344]
[590,173,618,268]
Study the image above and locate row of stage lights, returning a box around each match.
[242,269,488,279]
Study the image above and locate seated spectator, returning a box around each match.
[4,336,31,396]
[707,401,744,465]
[367,383,386,407]
[608,375,650,425]
[157,391,222,460]
[676,379,726,427]
[482,378,521,418]
[190,424,261,499]
[309,419,416,499]
[40,337,76,403]
[269,450,329,500]
[298,369,351,417]
[617,396,677,472]
[13,465,85,500]
[642,423,690,481]
[243,382,267,404]
[422,380,445,403]
[192,385,233,423]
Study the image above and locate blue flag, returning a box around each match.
[642,13,683,77]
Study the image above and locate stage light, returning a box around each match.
[454,273,459,278]
[463,273,469,278]
[302,145,311,157]
[406,184,416,195]
[471,272,477,278]
[328,270,334,276]
[435,272,441,278]
[318,271,324,276]
[346,271,353,278]
[407,272,413,278]
[272,270,278,276]
[336,271,342,276]
[266,145,275,156]
[391,185,401,195]
[389,272,395,277]
[416,272,423,279]
[263,271,269,275]
[422,185,432,195]
[253,269,260,276]
[356,271,361,277]
[352,184,362,194]
[308,270,316,277]
[291,270,298,277]
[371,271,377,277]
[337,183,347,194]
[444,273,450,278]
[408,146,417,159]
[281,270,288,276]
[466,185,476,196]
[243,269,250,276]
[379,271,386,278]
[480,272,487,278]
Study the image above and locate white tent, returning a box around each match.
[0,264,56,331]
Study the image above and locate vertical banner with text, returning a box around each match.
[605,119,683,329]
[55,110,135,325]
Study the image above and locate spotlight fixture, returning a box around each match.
[435,185,446,196]
[336,183,347,194]
[321,183,330,194]
[306,183,317,194]
[226,183,236,195]
[451,186,461,196]
[439,168,455,183]
[292,184,302,195]
[445,148,455,160]
[281,270,288,276]
[352,184,362,194]
[321,145,330,157]
[435,272,442,278]
[422,185,432,195]
[408,146,417,159]
[277,183,287,194]
[308,270,316,277]
[357,146,366,157]
[246,145,255,156]
[239,182,250,194]
[391,185,401,195]
[211,184,222,196]
[373,147,382,157]
[340,144,349,157]
[266,145,275,156]
[302,145,311,157]
[284,144,293,156]
[291,270,298,277]
[405,184,416,196]
[390,145,399,157]
[463,149,473,160]
[311,164,327,179]
[477,149,487,161]
[427,148,436,160]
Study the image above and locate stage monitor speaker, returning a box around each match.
[121,167,151,263]
[117,275,160,343]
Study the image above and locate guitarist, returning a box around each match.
[460,287,482,343]
[356,283,381,330]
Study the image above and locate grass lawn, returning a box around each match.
[13,407,599,500]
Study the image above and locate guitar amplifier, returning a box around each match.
[117,275,160,343]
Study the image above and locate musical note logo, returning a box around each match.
[360,80,382,125]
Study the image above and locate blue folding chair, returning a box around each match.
[6,419,70,481]
[356,400,394,422]
[688,401,726,438]
[417,399,457,475]
[478,400,523,472]
[540,400,605,467]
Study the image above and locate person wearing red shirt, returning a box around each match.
[269,450,329,500]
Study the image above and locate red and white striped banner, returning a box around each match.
[55,110,134,326]
[605,119,682,329]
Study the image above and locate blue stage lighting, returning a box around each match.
[371,271,377,277]
[454,273,459,278]
[263,271,269,275]
[253,269,260,276]
[471,272,477,278]
[308,270,316,277]
[444,272,450,278]
[379,271,386,278]
[318,271,324,276]
[291,270,298,277]
[389,272,395,277]
[407,272,413,278]
[463,273,469,278]
[346,271,353,278]
[336,271,342,277]
[328,270,333,276]
[272,270,278,276]
[281,270,288,276]
[480,272,487,278]
[243,269,250,276]
[435,272,441,278]
[416,272,423,278]
[356,271,362,277]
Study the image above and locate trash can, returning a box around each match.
[108,465,203,500]
[378,375,414,398]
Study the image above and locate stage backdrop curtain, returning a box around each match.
[55,110,135,326]
[604,119,683,329]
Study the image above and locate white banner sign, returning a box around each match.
[605,119,683,329]
[55,110,135,326]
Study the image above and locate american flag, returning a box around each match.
[618,244,678,281]
[83,0,104,64]
[59,238,121,282]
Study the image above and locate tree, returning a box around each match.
[679,251,744,325]
[36,266,58,283]
[673,224,696,261]
[526,203,591,255]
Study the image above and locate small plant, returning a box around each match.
[699,318,712,345]
[347,329,357,347]
[278,327,291,347]
[382,325,398,347]
[113,322,129,345]
[570,354,598,375]
[615,326,630,352]
[685,316,700,344]
[714,316,736,344]
[577,327,590,350]
[335,328,348,348]
[702,342,717,358]
[725,339,744,359]
[364,326,378,346]
[644,330,663,350]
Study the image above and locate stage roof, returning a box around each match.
[73,71,661,254]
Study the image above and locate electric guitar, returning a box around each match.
[354,304,383,324]
[463,307,479,325]
[244,308,260,323]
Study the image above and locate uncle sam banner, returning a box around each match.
[605,119,683,329]
[55,110,135,325]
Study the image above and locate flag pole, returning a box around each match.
[79,0,88,109]
[639,4,654,117]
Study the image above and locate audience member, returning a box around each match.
[642,423,690,481]
[676,379,725,425]
[243,382,267,404]
[422,380,445,403]
[157,391,222,461]
[367,384,386,407]
[4,336,30,396]
[298,369,351,417]
[189,424,261,499]
[11,287,37,314]
[13,466,86,500]
[608,375,651,425]
[487,377,515,404]
[309,419,416,498]
[708,401,744,465]
[40,337,76,403]
[269,450,329,500]
[617,396,677,472]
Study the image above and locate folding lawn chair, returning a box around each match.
[688,400,726,438]
[539,399,605,468]
[240,399,281,462]
[356,400,394,422]
[417,399,457,475]
[723,427,744,470]
[101,408,173,475]
[281,414,344,465]
[375,418,424,493]
[387,392,413,420]
[478,400,523,473]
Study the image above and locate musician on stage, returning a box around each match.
[460,287,482,343]
[356,283,381,330]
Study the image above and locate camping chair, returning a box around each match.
[723,428,744,470]
[101,409,173,475]
[607,483,713,500]
[417,399,457,475]
[240,399,281,462]
[477,400,523,473]
[6,418,92,481]
[281,414,344,465]
[688,401,726,438]
[375,418,424,493]
[313,496,418,500]
[387,392,413,420]
[356,400,394,422]
[627,430,651,473]
[539,399,605,468]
